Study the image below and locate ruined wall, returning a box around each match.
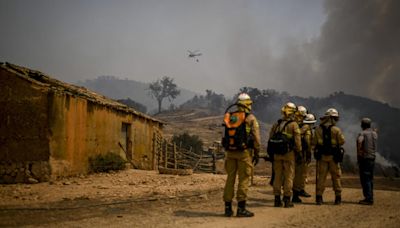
[48,92,161,178]
[0,69,50,183]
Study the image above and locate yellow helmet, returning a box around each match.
[281,102,297,117]
[237,93,252,112]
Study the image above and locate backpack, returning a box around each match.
[317,125,344,162]
[267,120,293,155]
[221,103,251,151]
[321,125,333,154]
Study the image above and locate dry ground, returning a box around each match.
[2,109,399,227]
[1,168,400,228]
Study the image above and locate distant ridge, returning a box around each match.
[77,76,198,114]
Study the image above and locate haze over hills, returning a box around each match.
[77,76,198,114]
[77,77,400,168]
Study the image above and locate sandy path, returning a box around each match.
[1,169,399,227]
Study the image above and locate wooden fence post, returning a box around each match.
[173,143,177,169]
[164,141,168,168]
[152,133,156,170]
[212,150,216,174]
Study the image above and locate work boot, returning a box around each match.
[334,195,342,205]
[358,199,373,205]
[236,201,254,217]
[299,189,311,198]
[316,195,323,205]
[292,191,302,203]
[224,202,233,217]
[283,196,294,208]
[274,195,283,207]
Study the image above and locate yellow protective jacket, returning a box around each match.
[245,113,261,155]
[313,118,345,151]
[301,123,313,157]
[269,117,302,153]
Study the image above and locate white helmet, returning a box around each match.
[303,113,317,124]
[237,92,252,112]
[238,93,251,101]
[325,108,339,117]
[297,106,308,117]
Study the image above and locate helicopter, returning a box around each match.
[187,50,202,62]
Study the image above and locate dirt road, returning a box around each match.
[1,169,399,227]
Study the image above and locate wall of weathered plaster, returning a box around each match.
[0,68,51,183]
[131,117,160,170]
[1,66,162,182]
[48,90,161,178]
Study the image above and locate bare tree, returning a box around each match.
[148,76,180,113]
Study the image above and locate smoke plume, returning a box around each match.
[265,0,400,108]
[316,0,400,107]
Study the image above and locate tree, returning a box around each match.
[148,76,180,113]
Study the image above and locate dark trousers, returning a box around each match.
[359,159,375,201]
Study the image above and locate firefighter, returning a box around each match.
[292,107,314,203]
[223,93,261,217]
[268,102,302,208]
[313,108,345,205]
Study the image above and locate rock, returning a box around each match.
[31,162,50,181]
[28,178,39,184]
[199,194,208,200]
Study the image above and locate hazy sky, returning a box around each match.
[1,0,399,108]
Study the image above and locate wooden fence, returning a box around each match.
[153,132,224,173]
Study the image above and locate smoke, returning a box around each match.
[249,0,400,108]
[316,0,400,107]
[297,100,396,168]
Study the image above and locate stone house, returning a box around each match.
[0,63,164,183]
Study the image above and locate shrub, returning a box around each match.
[89,152,127,173]
[172,132,203,154]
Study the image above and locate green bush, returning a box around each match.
[172,132,203,154]
[89,152,127,173]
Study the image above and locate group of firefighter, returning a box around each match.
[223,92,377,217]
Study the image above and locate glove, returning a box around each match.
[295,153,303,165]
[252,154,259,166]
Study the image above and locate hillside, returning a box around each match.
[258,91,400,167]
[181,88,400,167]
[75,77,400,167]
[77,76,198,113]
